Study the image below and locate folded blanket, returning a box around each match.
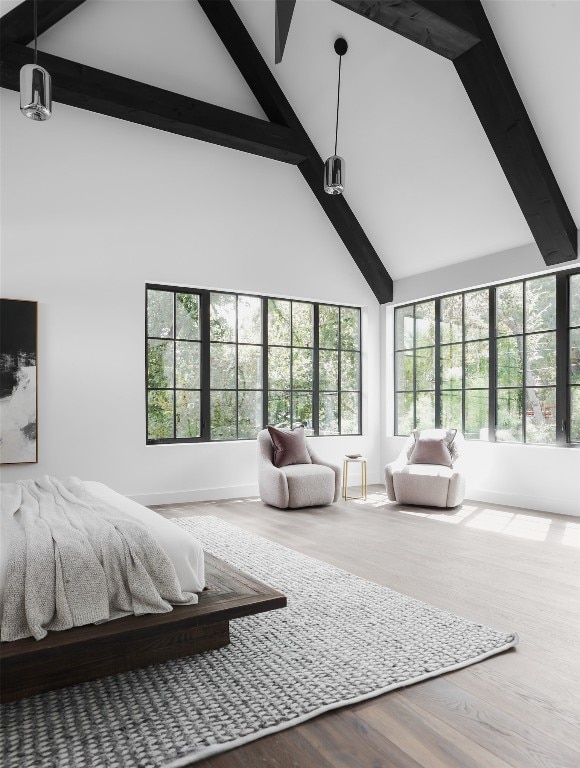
[1,477,197,642]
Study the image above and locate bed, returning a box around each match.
[0,479,286,701]
[0,480,206,607]
[85,480,206,592]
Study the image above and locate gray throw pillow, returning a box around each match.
[409,428,457,467]
[267,425,312,468]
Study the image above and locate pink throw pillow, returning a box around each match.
[267,425,312,468]
[409,437,453,467]
[409,429,457,467]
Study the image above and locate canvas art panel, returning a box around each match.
[0,299,38,464]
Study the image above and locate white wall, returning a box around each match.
[383,245,580,518]
[0,91,381,504]
[394,241,578,305]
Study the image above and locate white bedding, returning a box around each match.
[84,482,206,593]
[0,480,205,609]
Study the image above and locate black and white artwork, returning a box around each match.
[0,299,38,464]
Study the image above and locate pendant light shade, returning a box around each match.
[324,38,348,195]
[20,63,52,121]
[324,154,345,195]
[20,0,52,121]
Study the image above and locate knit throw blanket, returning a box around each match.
[0,477,197,642]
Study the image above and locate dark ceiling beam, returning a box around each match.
[0,0,87,49]
[452,1,577,265]
[198,0,393,303]
[0,44,307,164]
[332,0,577,265]
[330,0,480,60]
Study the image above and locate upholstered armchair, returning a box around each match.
[257,429,341,509]
[385,429,465,508]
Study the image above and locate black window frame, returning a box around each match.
[146,285,362,444]
[394,266,580,447]
[568,273,580,442]
[146,284,203,444]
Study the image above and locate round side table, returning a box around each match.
[342,456,367,500]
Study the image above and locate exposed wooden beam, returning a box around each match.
[0,0,87,49]
[0,44,307,164]
[332,0,577,265]
[275,0,296,64]
[452,1,577,265]
[331,0,480,60]
[198,0,393,303]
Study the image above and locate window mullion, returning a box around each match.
[358,313,362,436]
[262,298,269,429]
[313,304,320,436]
[556,271,569,445]
[145,286,149,442]
[413,307,417,429]
[338,308,342,434]
[290,302,294,427]
[434,299,441,427]
[201,291,211,441]
[173,292,177,440]
[235,295,239,440]
[522,331,527,443]
[488,287,497,442]
[393,312,399,434]
[461,293,466,435]
[522,280,527,444]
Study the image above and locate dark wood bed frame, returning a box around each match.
[0,554,286,702]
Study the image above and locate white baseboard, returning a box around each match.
[130,474,383,508]
[132,483,577,517]
[466,487,579,518]
[130,484,260,507]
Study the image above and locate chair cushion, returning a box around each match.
[392,464,453,508]
[281,464,335,508]
[267,425,312,468]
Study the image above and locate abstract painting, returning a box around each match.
[0,299,38,464]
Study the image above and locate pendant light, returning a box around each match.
[324,38,348,195]
[20,0,52,121]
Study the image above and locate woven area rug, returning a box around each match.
[1,516,518,768]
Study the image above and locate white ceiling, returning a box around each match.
[2,0,579,281]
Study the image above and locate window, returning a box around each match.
[146,286,361,443]
[394,301,435,432]
[318,304,361,434]
[147,289,201,441]
[571,274,580,442]
[394,267,579,446]
[267,299,312,433]
[441,289,490,440]
[209,292,263,441]
[496,276,556,443]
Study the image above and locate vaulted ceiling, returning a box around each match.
[1,0,578,298]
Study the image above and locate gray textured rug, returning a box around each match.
[1,516,517,768]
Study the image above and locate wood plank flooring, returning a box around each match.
[152,489,580,768]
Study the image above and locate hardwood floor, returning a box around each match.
[152,489,580,768]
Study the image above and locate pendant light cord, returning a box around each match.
[334,54,342,156]
[34,0,38,64]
